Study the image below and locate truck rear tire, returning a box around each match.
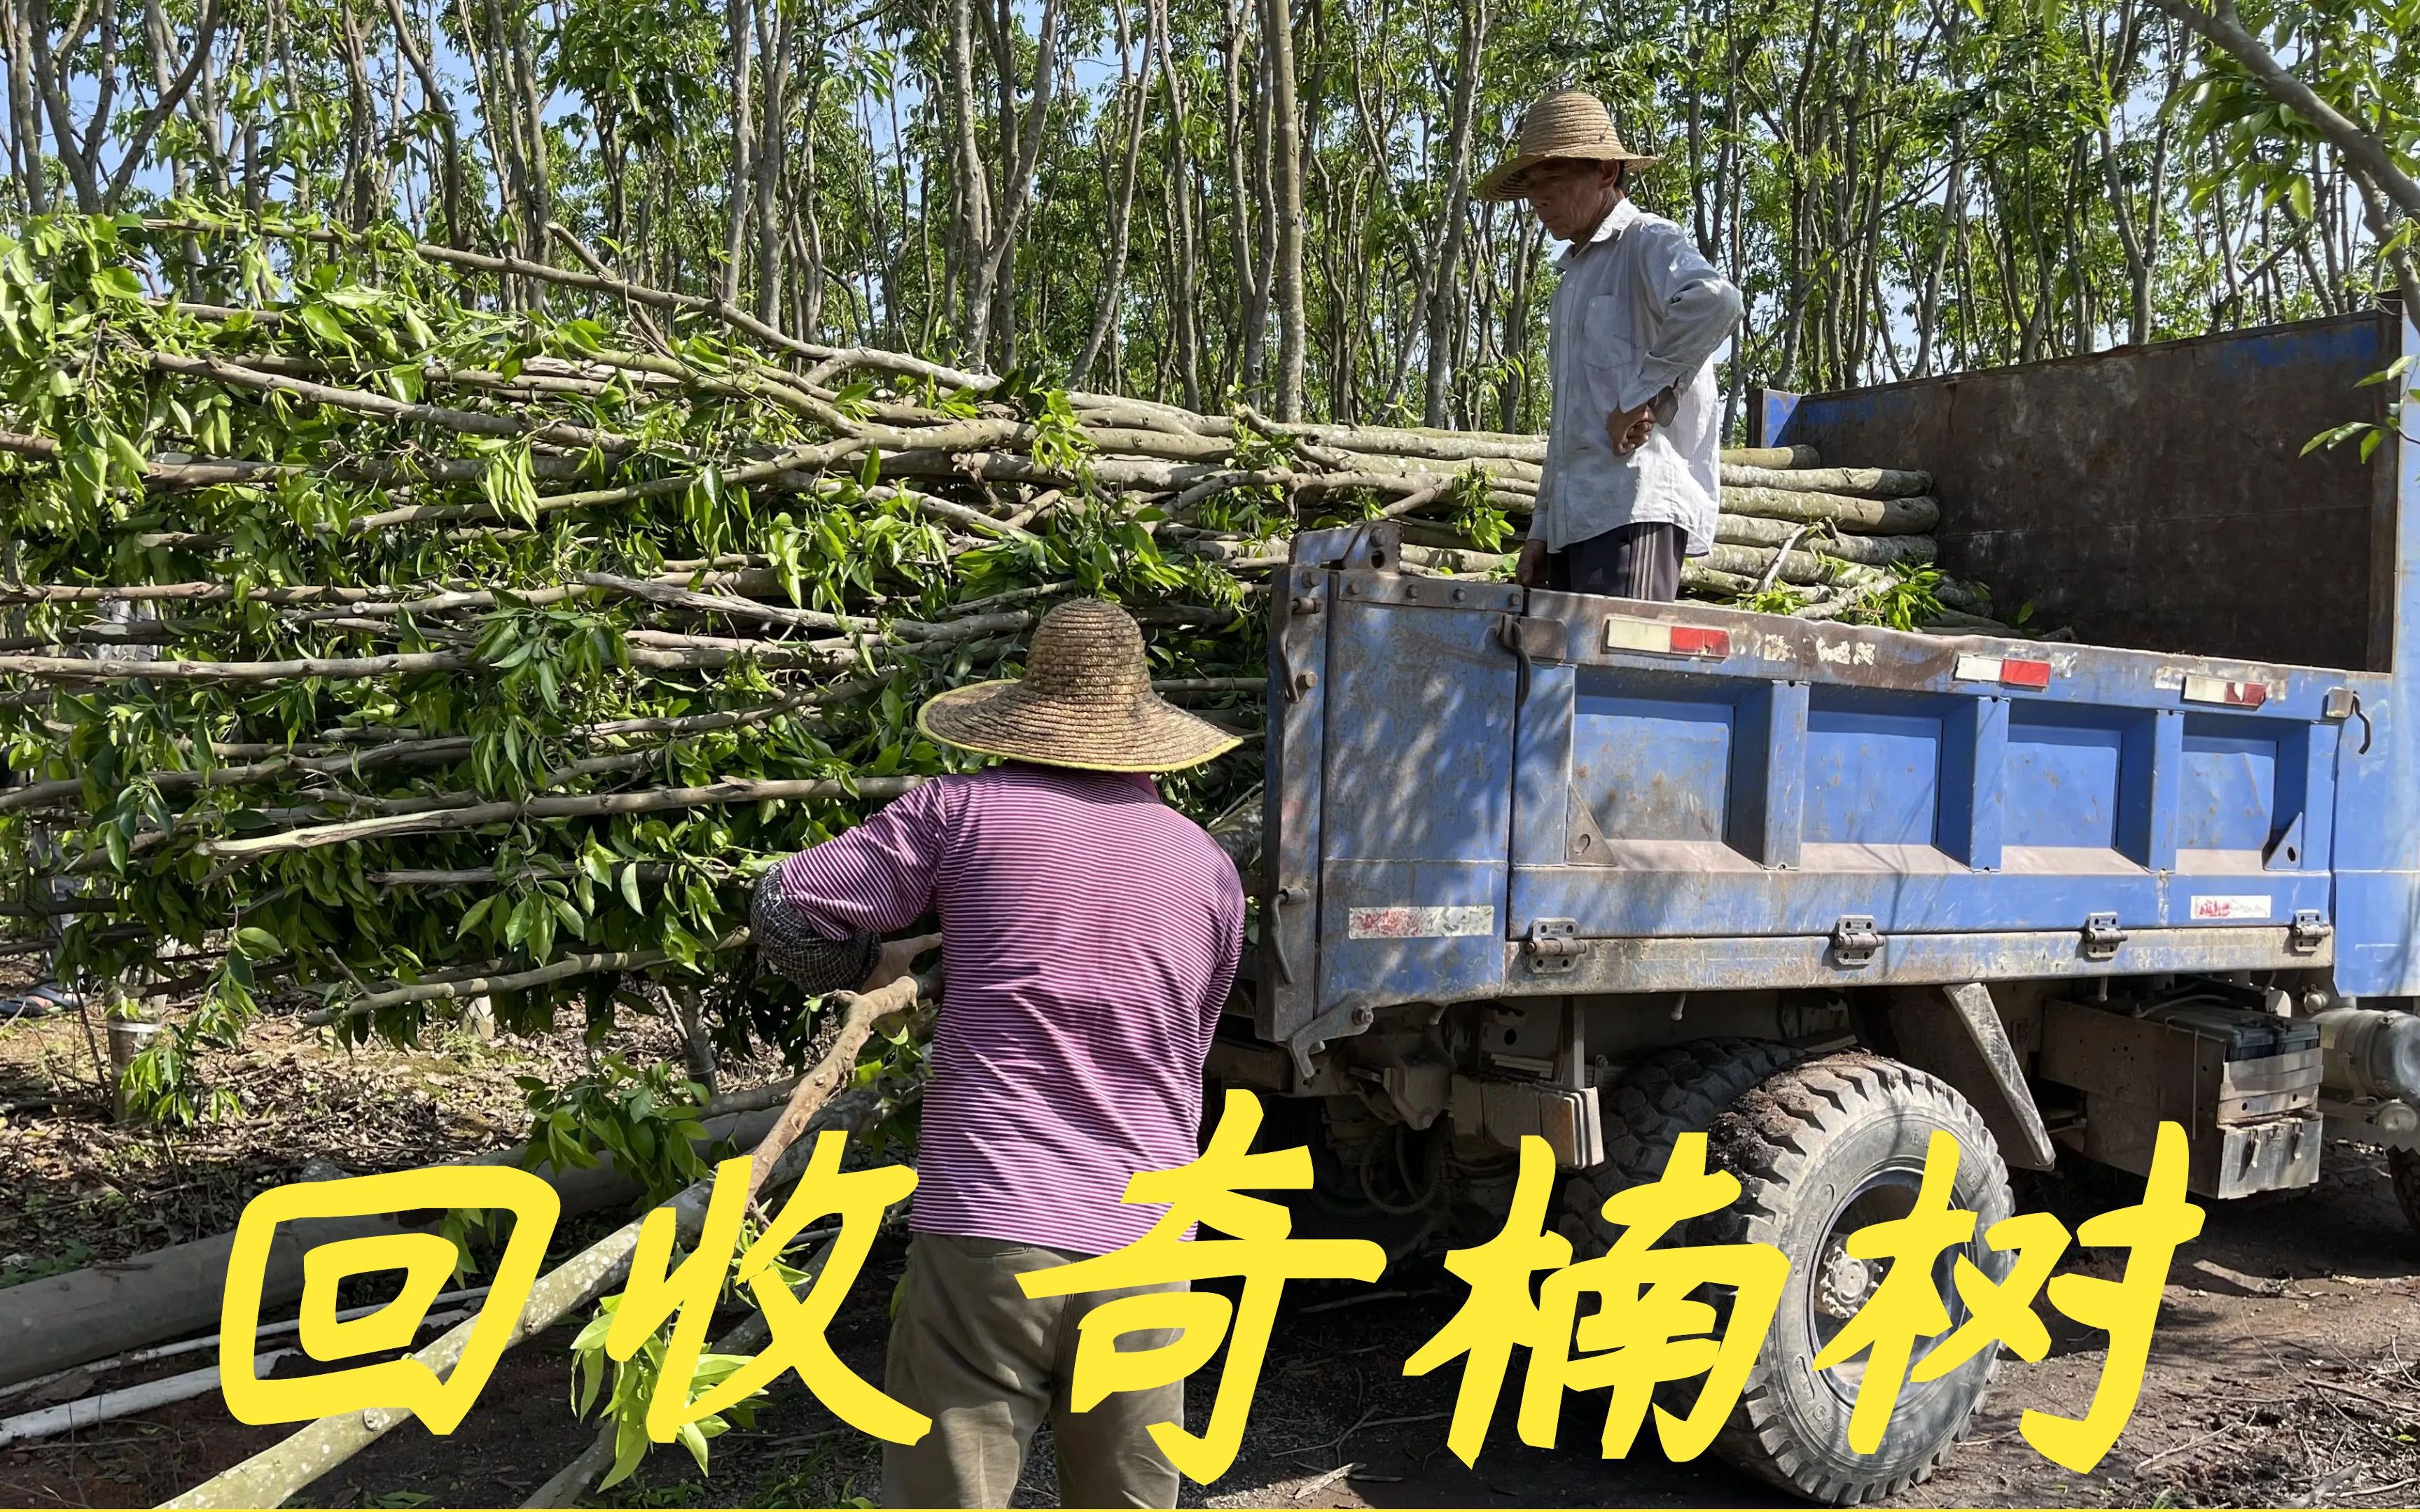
[1560,1037,1804,1254]
[2392,1147,2420,1238]
[1705,1053,2013,1504]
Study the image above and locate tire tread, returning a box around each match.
[1704,1052,2008,1505]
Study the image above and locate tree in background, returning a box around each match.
[0,0,2412,424]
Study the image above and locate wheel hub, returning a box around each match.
[1815,1239,1875,1320]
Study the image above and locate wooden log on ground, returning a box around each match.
[162,971,927,1511]
[0,1105,784,1390]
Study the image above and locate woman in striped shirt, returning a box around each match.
[752,598,1247,1509]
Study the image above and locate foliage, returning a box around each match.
[521,1055,716,1202]
[0,214,1265,1124]
[572,1292,770,1489]
[1837,560,1956,633]
[4,0,2414,440]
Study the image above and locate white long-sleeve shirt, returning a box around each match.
[1530,196,1744,556]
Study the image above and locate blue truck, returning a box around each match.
[1211,307,2420,1502]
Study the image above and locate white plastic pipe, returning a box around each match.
[0,1353,293,1447]
[0,1287,491,1404]
[0,1304,482,1445]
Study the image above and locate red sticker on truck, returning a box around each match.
[1347,905,1498,939]
[2189,894,2272,920]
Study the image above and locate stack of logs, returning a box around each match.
[1148,428,2001,631]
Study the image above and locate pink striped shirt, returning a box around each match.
[762,763,1246,1255]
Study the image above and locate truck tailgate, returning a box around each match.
[1502,589,2366,986]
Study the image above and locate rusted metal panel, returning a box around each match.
[1754,312,2395,671]
[2038,996,2325,1197]
[1877,983,2057,1170]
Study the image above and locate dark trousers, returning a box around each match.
[1545,521,1685,602]
[882,1233,1187,1508]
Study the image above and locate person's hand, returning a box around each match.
[1608,400,1656,456]
[1515,538,1548,587]
[862,931,943,993]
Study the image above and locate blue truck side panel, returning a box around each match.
[1272,313,2419,1035]
[1316,594,1517,1009]
[1498,597,2349,939]
[2332,315,2420,996]
[1763,312,2416,998]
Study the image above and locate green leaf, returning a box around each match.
[676,1418,711,1473]
[2303,421,2365,456]
[602,1415,649,1490]
[298,304,349,346]
[620,862,644,914]
[570,1311,615,1354]
[104,428,147,484]
[92,266,143,300]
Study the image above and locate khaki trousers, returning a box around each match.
[881,1233,1188,1510]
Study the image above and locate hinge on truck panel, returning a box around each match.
[1497,615,1564,707]
[2081,911,2127,961]
[2290,909,2334,954]
[1830,916,1884,967]
[1522,918,1586,974]
[1288,520,1400,570]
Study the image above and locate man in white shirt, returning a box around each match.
[1477,91,1744,600]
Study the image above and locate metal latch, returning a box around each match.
[1498,615,1564,706]
[1267,885,1307,983]
[2325,687,2374,754]
[1523,918,1586,974]
[2290,909,2334,954]
[1830,916,1884,967]
[2081,911,2127,960]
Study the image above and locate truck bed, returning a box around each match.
[1256,310,2420,1056]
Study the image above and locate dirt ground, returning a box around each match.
[7,984,2420,1510]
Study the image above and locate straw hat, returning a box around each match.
[1475,90,1660,202]
[917,599,1242,773]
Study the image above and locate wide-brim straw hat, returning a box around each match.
[917,598,1242,774]
[1475,90,1660,202]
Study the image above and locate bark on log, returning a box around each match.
[1719,444,1821,469]
[1719,463,1933,498]
[305,931,753,1024]
[1394,542,1510,575]
[1680,561,1761,596]
[1699,541,1893,589]
[1712,514,1938,567]
[1718,486,1940,534]
[199,776,928,859]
